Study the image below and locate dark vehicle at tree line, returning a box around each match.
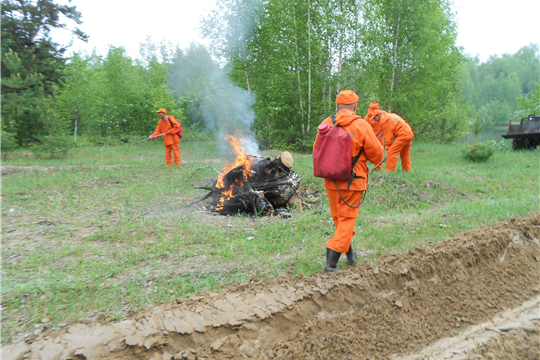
[502,104,540,150]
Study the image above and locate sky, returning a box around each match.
[52,0,540,63]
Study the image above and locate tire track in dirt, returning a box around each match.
[392,296,539,359]
[4,213,539,360]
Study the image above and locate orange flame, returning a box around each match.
[215,185,234,211]
[216,135,254,189]
[214,135,254,211]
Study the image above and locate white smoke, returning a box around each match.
[170,43,260,156]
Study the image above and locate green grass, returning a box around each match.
[1,138,539,343]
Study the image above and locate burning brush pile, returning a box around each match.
[195,136,302,216]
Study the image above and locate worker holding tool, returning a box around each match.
[148,108,183,168]
[372,109,413,172]
[314,90,384,273]
[364,102,384,146]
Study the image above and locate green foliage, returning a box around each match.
[462,143,494,162]
[470,113,486,145]
[479,100,513,129]
[1,130,18,158]
[435,99,474,143]
[361,0,464,137]
[1,0,87,93]
[52,45,184,141]
[1,50,46,145]
[1,0,88,145]
[461,45,540,127]
[201,0,465,147]
[517,82,540,116]
[30,135,73,159]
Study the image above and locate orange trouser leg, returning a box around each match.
[326,189,362,253]
[172,142,181,167]
[385,137,411,172]
[399,142,412,171]
[165,145,173,168]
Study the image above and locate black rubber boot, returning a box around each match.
[346,245,357,266]
[325,248,342,273]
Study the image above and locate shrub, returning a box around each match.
[462,144,494,162]
[1,130,18,159]
[31,135,73,159]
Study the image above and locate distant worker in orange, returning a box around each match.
[148,109,183,168]
[314,90,384,272]
[364,102,384,145]
[372,109,414,172]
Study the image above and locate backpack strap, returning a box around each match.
[331,115,336,127]
[168,117,180,138]
[347,149,364,190]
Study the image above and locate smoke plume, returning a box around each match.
[170,43,259,156]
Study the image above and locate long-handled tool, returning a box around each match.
[369,157,386,174]
[137,133,167,143]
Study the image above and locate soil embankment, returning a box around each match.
[4,213,539,360]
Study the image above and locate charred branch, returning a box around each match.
[193,152,302,216]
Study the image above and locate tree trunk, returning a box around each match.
[336,43,343,93]
[293,4,305,128]
[74,116,78,145]
[390,13,401,113]
[307,0,312,134]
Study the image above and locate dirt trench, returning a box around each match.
[4,213,540,360]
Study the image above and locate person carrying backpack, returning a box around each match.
[148,108,183,168]
[313,90,384,273]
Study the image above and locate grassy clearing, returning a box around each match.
[1,138,539,343]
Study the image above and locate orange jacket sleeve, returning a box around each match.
[361,122,384,167]
[151,121,165,138]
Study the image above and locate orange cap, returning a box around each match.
[335,90,359,105]
[156,108,167,114]
[372,109,384,117]
[368,102,379,111]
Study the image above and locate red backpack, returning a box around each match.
[313,115,364,208]
[169,117,183,139]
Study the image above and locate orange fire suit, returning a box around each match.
[151,116,182,168]
[364,105,384,146]
[314,109,384,253]
[378,111,414,172]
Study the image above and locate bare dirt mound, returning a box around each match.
[4,213,539,360]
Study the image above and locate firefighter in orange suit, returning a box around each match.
[148,108,182,168]
[372,109,413,172]
[314,90,384,273]
[364,102,384,145]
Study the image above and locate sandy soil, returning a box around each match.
[466,321,539,360]
[392,296,539,359]
[3,213,539,360]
